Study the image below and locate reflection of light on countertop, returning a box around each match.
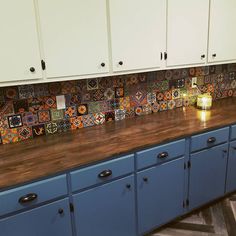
[197,110,211,125]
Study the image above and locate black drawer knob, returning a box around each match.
[143,177,148,182]
[212,54,216,58]
[232,147,236,150]
[207,137,216,144]
[118,61,123,66]
[126,184,131,189]
[58,208,64,215]
[158,152,169,159]
[30,67,35,73]
[223,150,228,153]
[201,54,205,59]
[98,169,112,178]
[19,193,38,204]
[101,62,105,67]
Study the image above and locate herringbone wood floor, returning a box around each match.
[149,193,236,236]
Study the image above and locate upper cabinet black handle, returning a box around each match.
[118,61,123,66]
[101,63,105,67]
[143,177,148,182]
[30,67,35,73]
[98,169,112,178]
[58,208,64,215]
[201,54,205,59]
[207,137,216,144]
[19,193,38,204]
[232,147,236,150]
[212,54,216,58]
[158,151,169,159]
[126,184,131,189]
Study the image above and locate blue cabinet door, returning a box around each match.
[137,157,185,235]
[226,141,236,193]
[73,175,136,236]
[0,198,72,236]
[189,143,228,210]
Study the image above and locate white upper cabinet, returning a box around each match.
[166,0,209,67]
[109,0,166,72]
[208,0,236,63]
[37,0,109,79]
[0,0,42,83]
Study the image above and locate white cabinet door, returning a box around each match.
[166,0,209,67]
[109,0,166,72]
[38,0,109,78]
[0,0,42,83]
[208,0,236,63]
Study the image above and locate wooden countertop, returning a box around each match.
[0,98,236,190]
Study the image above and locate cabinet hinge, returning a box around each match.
[186,199,189,207]
[70,203,74,212]
[187,160,191,169]
[164,52,167,60]
[41,60,46,70]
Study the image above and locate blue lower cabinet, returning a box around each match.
[226,141,236,193]
[73,175,136,236]
[137,157,185,235]
[0,198,72,236]
[189,143,228,210]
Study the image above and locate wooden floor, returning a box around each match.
[149,193,236,236]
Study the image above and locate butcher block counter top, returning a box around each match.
[0,98,236,190]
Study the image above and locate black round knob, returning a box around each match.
[30,67,35,73]
[126,184,131,189]
[101,63,105,67]
[212,54,216,58]
[143,177,148,182]
[201,54,205,59]
[58,208,64,215]
[118,61,123,66]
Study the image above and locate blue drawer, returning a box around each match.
[231,125,236,141]
[0,175,67,217]
[191,127,229,152]
[70,154,134,192]
[136,139,185,170]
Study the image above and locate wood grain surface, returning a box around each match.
[0,98,236,190]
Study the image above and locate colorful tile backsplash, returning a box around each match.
[1,64,236,145]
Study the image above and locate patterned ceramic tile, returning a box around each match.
[81,92,91,103]
[77,80,87,93]
[8,114,23,128]
[125,108,135,119]
[18,85,35,99]
[51,109,64,121]
[44,96,57,109]
[172,89,181,100]
[115,87,124,98]
[130,90,147,107]
[172,69,182,80]
[115,109,126,121]
[167,100,176,110]
[0,129,19,144]
[113,76,124,88]
[119,97,130,110]
[105,111,115,122]
[163,91,172,101]
[165,70,173,80]
[0,101,14,116]
[61,81,78,94]
[197,76,205,86]
[135,106,143,116]
[183,97,190,107]
[13,100,29,113]
[110,99,120,110]
[65,106,77,118]
[151,102,160,113]
[77,104,88,116]
[142,104,152,115]
[87,78,99,90]
[94,112,105,125]
[99,101,111,112]
[37,110,51,123]
[28,97,44,112]
[98,77,113,89]
[34,84,49,97]
[4,87,19,100]
[92,89,105,101]
[0,116,9,130]
[57,119,71,133]
[125,74,139,86]
[32,124,46,137]
[70,116,83,130]
[45,122,58,135]
[18,126,33,141]
[22,112,38,126]
[175,99,183,108]
[157,92,164,101]
[88,102,101,114]
[159,101,168,111]
[160,80,169,91]
[104,88,115,100]
[48,82,61,95]
[147,93,156,104]
[82,114,95,127]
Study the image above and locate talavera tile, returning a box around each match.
[18,126,33,141]
[1,128,19,144]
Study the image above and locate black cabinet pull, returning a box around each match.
[19,193,38,204]
[212,54,216,58]
[222,150,227,154]
[160,52,163,60]
[98,169,112,178]
[164,52,167,60]
[232,147,236,150]
[101,62,105,67]
[201,54,205,59]
[143,177,148,182]
[207,137,216,144]
[118,61,123,66]
[126,184,131,189]
[30,67,35,73]
[58,208,64,215]
[158,151,169,159]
